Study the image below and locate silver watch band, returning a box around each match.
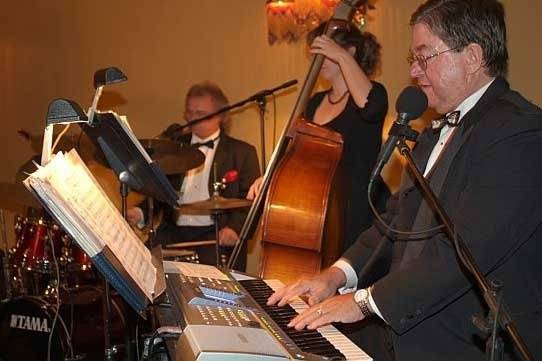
[357,297,372,317]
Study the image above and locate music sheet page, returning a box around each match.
[24,150,156,300]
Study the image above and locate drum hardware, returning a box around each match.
[175,176,252,268]
[161,248,200,264]
[1,209,12,300]
[178,179,251,268]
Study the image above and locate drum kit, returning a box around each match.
[0,183,123,361]
[138,137,252,268]
[0,134,252,360]
[0,183,95,295]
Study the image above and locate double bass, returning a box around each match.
[229,0,365,284]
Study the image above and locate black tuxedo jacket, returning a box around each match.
[151,132,260,235]
[344,78,542,360]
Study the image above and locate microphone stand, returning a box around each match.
[168,80,298,173]
[99,172,133,361]
[394,137,534,361]
[177,79,297,132]
[254,95,267,173]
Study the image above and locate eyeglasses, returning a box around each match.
[184,110,214,121]
[407,47,460,70]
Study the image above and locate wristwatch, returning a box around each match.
[354,288,373,318]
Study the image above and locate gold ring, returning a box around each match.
[316,307,323,317]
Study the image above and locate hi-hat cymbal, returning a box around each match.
[139,138,205,175]
[0,182,41,212]
[179,196,252,214]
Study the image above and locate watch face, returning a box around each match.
[355,289,368,303]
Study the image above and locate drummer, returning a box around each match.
[127,81,260,271]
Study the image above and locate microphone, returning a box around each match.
[370,85,428,183]
[247,79,298,102]
[160,123,183,140]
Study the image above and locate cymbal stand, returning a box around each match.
[0,209,12,300]
[211,165,227,268]
[211,210,226,268]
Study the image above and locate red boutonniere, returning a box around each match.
[222,169,239,184]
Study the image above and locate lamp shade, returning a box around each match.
[93,67,127,89]
[46,99,88,125]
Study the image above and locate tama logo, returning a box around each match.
[10,314,51,332]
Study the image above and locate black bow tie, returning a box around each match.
[191,136,219,149]
[431,111,461,130]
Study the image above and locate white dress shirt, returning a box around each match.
[176,130,221,227]
[334,79,495,320]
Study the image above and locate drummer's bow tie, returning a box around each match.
[191,136,219,149]
[431,111,461,130]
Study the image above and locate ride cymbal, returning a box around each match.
[139,138,205,175]
[178,196,252,214]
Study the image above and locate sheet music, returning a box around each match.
[108,111,152,163]
[24,150,156,300]
[163,261,230,281]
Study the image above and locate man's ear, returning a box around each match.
[464,43,485,74]
[347,45,356,57]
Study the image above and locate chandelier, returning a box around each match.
[266,0,375,45]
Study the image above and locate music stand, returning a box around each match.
[80,111,176,360]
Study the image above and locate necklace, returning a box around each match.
[327,90,349,105]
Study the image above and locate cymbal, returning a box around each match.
[0,182,41,212]
[18,129,105,165]
[179,196,252,214]
[139,138,205,175]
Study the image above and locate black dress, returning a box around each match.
[305,81,389,251]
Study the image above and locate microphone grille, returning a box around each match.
[395,86,428,119]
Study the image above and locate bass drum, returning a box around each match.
[0,287,128,361]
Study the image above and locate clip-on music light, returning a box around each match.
[41,66,127,166]
[42,99,88,166]
[88,66,127,126]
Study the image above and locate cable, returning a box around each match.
[76,127,84,151]
[489,294,502,361]
[46,227,74,361]
[135,317,140,361]
[141,327,183,361]
[51,123,71,154]
[69,299,74,351]
[367,180,445,237]
[140,330,158,361]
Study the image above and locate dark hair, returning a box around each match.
[308,22,381,77]
[411,0,508,77]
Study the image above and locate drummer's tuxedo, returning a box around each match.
[344,78,542,360]
[146,131,259,271]
[163,132,260,234]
